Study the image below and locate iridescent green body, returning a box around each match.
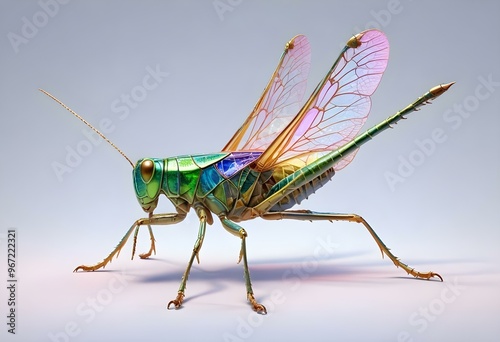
[133,83,445,226]
[134,152,278,220]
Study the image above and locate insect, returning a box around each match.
[41,29,453,314]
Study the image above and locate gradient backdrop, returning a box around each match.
[1,1,499,341]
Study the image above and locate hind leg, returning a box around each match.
[262,209,442,281]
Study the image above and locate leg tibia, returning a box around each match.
[262,210,442,281]
[168,206,208,310]
[74,221,139,272]
[139,225,157,259]
[220,217,267,314]
[74,212,185,272]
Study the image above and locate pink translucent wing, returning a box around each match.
[222,35,311,152]
[255,30,389,171]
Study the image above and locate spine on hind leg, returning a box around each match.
[256,83,453,213]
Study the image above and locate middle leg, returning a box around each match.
[220,217,267,314]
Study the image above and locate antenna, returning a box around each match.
[39,89,134,168]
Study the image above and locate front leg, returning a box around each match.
[167,205,212,310]
[74,211,186,272]
[131,211,190,260]
[134,225,156,260]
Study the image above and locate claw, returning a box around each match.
[167,292,185,310]
[252,303,267,315]
[431,272,444,282]
[248,293,267,314]
[139,237,157,259]
[139,246,155,259]
[407,268,443,282]
[73,265,97,272]
[420,272,443,282]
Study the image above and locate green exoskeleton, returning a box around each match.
[42,29,453,314]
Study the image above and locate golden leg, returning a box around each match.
[221,217,267,314]
[262,210,442,281]
[74,212,185,272]
[139,225,157,259]
[168,206,209,310]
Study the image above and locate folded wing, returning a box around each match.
[254,29,390,171]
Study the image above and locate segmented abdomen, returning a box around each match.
[266,166,335,211]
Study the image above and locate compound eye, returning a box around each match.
[140,159,154,183]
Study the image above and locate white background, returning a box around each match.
[1,1,499,341]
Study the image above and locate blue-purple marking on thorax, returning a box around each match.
[215,151,262,178]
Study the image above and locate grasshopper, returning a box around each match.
[42,29,453,314]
